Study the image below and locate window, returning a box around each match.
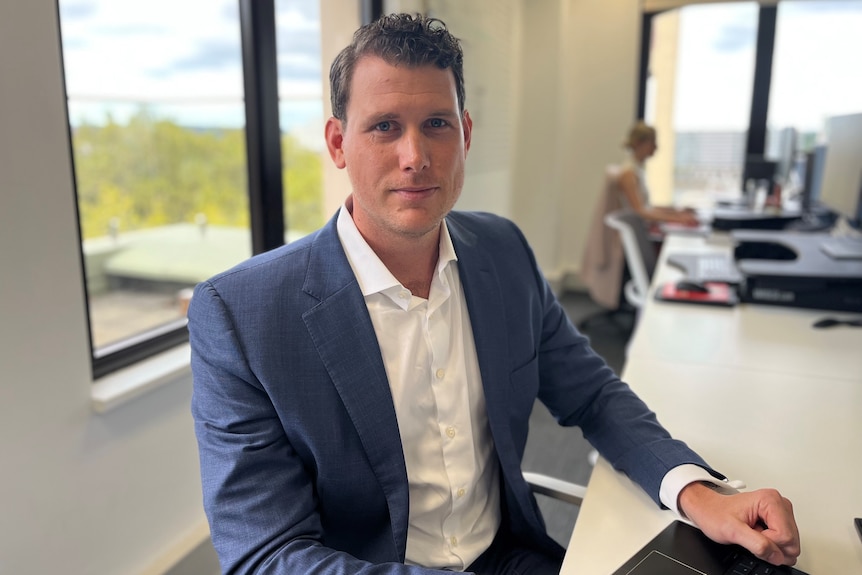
[276,0,326,238]
[642,0,862,206]
[766,0,862,172]
[58,0,331,378]
[644,2,759,205]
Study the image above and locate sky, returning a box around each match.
[671,1,862,133]
[58,0,324,139]
[58,0,862,138]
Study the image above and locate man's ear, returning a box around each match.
[462,110,473,156]
[325,117,347,169]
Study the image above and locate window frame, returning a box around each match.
[58,0,296,380]
[638,2,778,159]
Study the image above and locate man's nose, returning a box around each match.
[398,129,430,172]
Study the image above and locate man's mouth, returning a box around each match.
[392,186,437,196]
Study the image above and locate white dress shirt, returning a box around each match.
[335,203,740,568]
[337,205,500,570]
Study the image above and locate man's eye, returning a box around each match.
[375,121,391,132]
[428,118,447,128]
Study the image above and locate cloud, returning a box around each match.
[58,0,325,121]
[790,1,862,16]
[59,0,98,20]
[278,57,321,83]
[277,34,322,83]
[713,22,756,52]
[94,22,170,37]
[162,38,241,75]
[276,0,319,24]
[277,26,321,56]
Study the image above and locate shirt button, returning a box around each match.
[446,426,456,438]
[435,368,445,379]
[457,488,466,498]
[450,536,458,547]
[399,290,409,299]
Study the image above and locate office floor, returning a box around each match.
[521,289,634,547]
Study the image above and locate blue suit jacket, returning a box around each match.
[189,210,711,574]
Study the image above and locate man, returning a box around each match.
[189,13,800,575]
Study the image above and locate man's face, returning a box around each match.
[325,56,472,247]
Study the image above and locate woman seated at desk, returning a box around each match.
[618,121,698,227]
[581,122,698,311]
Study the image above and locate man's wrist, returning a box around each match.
[660,465,744,515]
[678,481,723,520]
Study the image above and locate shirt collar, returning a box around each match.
[336,198,458,298]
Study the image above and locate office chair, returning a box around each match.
[603,209,657,309]
[578,165,636,332]
[523,471,586,506]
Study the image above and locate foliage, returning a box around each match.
[72,109,324,239]
[282,130,325,235]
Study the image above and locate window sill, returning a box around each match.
[91,344,191,413]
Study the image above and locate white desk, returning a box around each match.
[561,234,862,575]
[628,234,862,382]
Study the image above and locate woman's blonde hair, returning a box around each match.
[624,121,656,149]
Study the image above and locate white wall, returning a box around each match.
[446,0,640,285]
[550,0,641,286]
[0,3,211,574]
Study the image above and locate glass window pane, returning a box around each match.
[276,0,326,240]
[58,0,252,354]
[646,3,759,204]
[767,1,862,177]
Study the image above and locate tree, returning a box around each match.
[71,109,324,239]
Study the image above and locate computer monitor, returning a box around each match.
[768,126,797,184]
[802,144,827,211]
[817,112,862,259]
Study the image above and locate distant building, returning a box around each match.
[674,131,747,192]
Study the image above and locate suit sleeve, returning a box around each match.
[188,281,454,575]
[507,221,721,507]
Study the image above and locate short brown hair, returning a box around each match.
[329,13,465,122]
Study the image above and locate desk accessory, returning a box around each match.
[655,281,737,307]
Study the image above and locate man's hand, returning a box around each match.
[678,482,801,566]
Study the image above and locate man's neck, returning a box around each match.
[344,196,443,299]
[367,231,440,299]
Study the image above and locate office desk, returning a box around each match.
[629,234,862,381]
[561,234,862,575]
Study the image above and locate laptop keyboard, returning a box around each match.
[723,550,785,575]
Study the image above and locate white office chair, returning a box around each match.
[603,210,658,309]
[523,471,587,506]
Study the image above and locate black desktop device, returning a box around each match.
[711,208,804,231]
[732,230,862,312]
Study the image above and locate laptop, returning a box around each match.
[611,521,809,575]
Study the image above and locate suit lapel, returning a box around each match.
[300,215,410,558]
[447,217,514,450]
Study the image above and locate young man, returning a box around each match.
[189,14,800,575]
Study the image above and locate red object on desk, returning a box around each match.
[655,281,737,307]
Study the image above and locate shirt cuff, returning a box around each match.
[659,464,746,516]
